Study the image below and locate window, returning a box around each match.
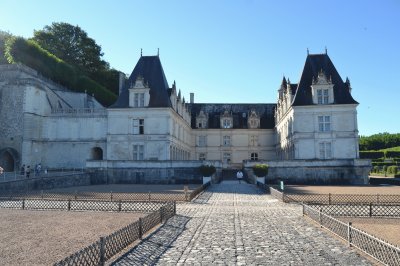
[198,123,202,128]
[223,135,231,146]
[133,119,144,134]
[249,135,258,146]
[318,116,331,132]
[199,153,206,160]
[317,89,329,104]
[319,142,332,159]
[251,153,258,161]
[133,145,144,160]
[198,136,207,146]
[223,152,231,163]
[134,93,144,107]
[223,119,232,129]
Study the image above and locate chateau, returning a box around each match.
[0,52,370,184]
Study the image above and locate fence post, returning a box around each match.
[174,201,176,215]
[99,237,105,266]
[347,222,352,247]
[139,218,143,240]
[369,203,372,217]
[376,194,380,204]
[68,199,71,211]
[319,209,322,227]
[118,200,122,212]
[110,191,113,202]
[328,193,331,205]
[22,199,25,210]
[41,190,44,199]
[74,190,77,200]
[160,207,164,224]
[148,191,151,202]
[302,203,305,216]
[185,190,188,202]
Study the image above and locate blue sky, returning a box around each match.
[1,0,399,136]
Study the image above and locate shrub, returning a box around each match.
[386,151,400,158]
[387,166,398,175]
[199,165,216,177]
[382,165,388,173]
[373,166,380,173]
[359,151,385,159]
[253,164,269,177]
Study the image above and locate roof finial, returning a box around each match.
[325,46,328,54]
[307,48,309,55]
[141,48,142,57]
[157,48,159,56]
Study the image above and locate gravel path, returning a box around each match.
[0,209,145,265]
[113,181,371,265]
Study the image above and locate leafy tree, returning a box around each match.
[31,22,109,75]
[359,133,400,151]
[0,30,12,64]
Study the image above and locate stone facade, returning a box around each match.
[0,52,370,184]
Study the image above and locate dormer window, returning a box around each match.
[248,110,260,129]
[220,110,233,129]
[196,110,208,129]
[311,70,334,105]
[129,76,150,107]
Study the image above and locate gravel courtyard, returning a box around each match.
[0,209,145,265]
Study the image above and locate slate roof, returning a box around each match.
[292,54,358,106]
[110,56,171,108]
[189,103,276,129]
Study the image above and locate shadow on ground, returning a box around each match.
[111,214,191,266]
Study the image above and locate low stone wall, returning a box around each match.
[86,160,222,184]
[244,159,372,185]
[0,173,90,194]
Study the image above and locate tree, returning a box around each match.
[0,30,12,64]
[31,22,109,75]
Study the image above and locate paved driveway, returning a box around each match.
[112,181,371,265]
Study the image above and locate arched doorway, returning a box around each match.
[0,148,19,172]
[91,147,103,160]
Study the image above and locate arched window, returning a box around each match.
[91,147,103,160]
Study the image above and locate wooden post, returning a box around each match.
[347,222,352,247]
[139,218,143,239]
[118,200,122,212]
[328,193,331,205]
[369,203,372,217]
[319,209,322,227]
[148,191,151,202]
[99,237,105,266]
[376,194,380,204]
[110,191,113,202]
[68,199,71,211]
[22,199,25,210]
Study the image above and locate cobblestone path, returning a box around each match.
[112,181,372,265]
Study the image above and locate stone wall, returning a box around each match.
[86,160,222,184]
[0,173,91,194]
[244,159,371,185]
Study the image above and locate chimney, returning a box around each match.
[118,72,126,95]
[190,93,194,104]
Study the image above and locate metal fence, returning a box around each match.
[0,197,175,214]
[284,193,400,205]
[307,203,400,218]
[303,204,400,266]
[1,182,211,202]
[54,201,175,266]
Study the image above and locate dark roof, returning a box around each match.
[110,56,171,108]
[292,54,358,106]
[290,83,297,95]
[189,103,276,129]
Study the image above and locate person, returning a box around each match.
[26,165,31,178]
[20,164,25,175]
[237,170,243,184]
[37,163,42,174]
[0,166,3,175]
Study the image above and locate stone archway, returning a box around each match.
[0,148,20,172]
[91,147,103,160]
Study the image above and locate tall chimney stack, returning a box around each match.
[118,72,126,95]
[190,93,194,104]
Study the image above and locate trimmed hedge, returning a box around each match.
[359,151,385,159]
[386,151,400,158]
[253,164,269,177]
[5,37,117,106]
[199,165,216,177]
